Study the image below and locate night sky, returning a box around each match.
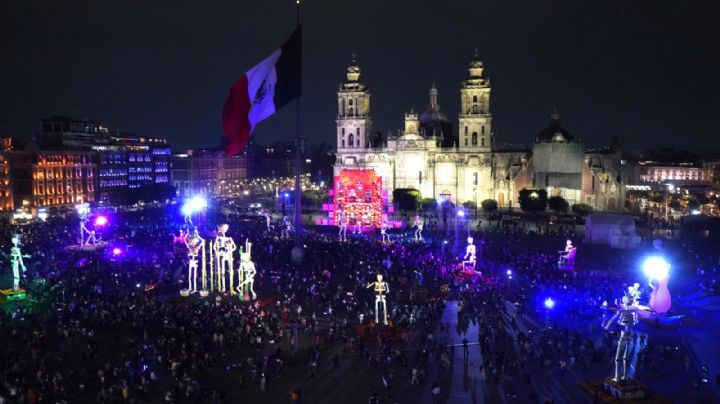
[2,0,719,152]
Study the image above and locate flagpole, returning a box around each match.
[292,0,304,262]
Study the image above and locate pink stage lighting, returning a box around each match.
[95,216,108,226]
[112,247,122,256]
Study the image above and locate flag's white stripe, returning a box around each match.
[246,48,281,130]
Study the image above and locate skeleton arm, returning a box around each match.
[604,310,621,330]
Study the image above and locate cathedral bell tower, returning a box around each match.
[337,55,372,150]
[458,50,492,152]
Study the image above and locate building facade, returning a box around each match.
[333,55,625,212]
[37,117,172,204]
[171,149,248,198]
[32,152,96,208]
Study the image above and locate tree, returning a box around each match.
[548,196,569,213]
[518,189,547,213]
[571,203,594,217]
[480,199,498,215]
[392,188,421,212]
[420,198,437,212]
[463,201,477,215]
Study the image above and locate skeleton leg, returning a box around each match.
[381,298,387,325]
[375,297,380,323]
[229,265,235,295]
[622,336,633,381]
[614,336,624,381]
[249,281,256,300]
[12,264,20,291]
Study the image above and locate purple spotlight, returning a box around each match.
[457,210,465,217]
[95,216,108,226]
[112,247,122,256]
[506,269,512,276]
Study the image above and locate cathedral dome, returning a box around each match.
[536,111,576,143]
[419,109,450,126]
[418,84,455,146]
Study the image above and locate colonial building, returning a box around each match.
[333,54,625,212]
[32,151,96,208]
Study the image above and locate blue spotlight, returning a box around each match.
[544,297,555,310]
[642,256,670,280]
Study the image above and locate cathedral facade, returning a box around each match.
[332,54,625,212]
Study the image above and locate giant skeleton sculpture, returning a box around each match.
[366,274,390,325]
[213,224,237,294]
[463,237,477,271]
[261,210,272,232]
[380,220,390,244]
[413,215,424,241]
[237,239,257,300]
[338,210,348,241]
[604,285,647,383]
[9,235,29,291]
[181,229,205,296]
[281,216,293,239]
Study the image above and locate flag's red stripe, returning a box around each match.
[222,74,251,157]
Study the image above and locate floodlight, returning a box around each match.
[94,216,108,226]
[189,195,207,211]
[642,256,670,280]
[544,297,555,309]
[457,210,465,217]
[112,247,122,256]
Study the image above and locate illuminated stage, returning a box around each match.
[321,168,396,230]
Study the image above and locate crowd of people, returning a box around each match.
[0,205,716,403]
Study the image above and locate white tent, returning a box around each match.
[584,213,640,249]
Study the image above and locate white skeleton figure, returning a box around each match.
[354,213,366,234]
[351,214,360,234]
[214,224,236,293]
[262,210,272,232]
[413,215,424,241]
[559,239,573,258]
[366,274,390,325]
[9,235,29,292]
[380,220,390,243]
[604,286,641,382]
[237,239,257,300]
[281,216,293,239]
[338,210,348,241]
[184,229,205,293]
[463,237,477,269]
[80,218,101,246]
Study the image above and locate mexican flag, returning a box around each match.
[222,26,302,157]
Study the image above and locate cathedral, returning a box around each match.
[332,53,625,215]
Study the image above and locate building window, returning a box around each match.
[471,132,478,146]
[465,138,468,146]
[481,126,485,135]
[481,136,485,147]
[464,127,468,135]
[349,134,354,147]
[472,105,479,114]
[473,95,477,103]
[342,128,345,136]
